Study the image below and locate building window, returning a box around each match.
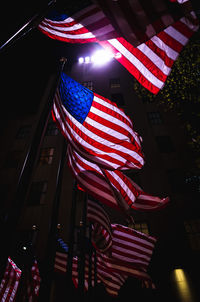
[16,125,31,139]
[82,81,93,91]
[155,136,174,153]
[184,220,200,251]
[110,78,120,88]
[38,148,54,165]
[45,122,58,136]
[4,150,22,168]
[27,181,47,205]
[147,112,163,125]
[128,221,149,235]
[111,93,125,106]
[185,175,200,194]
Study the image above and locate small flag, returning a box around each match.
[26,260,41,302]
[0,257,22,302]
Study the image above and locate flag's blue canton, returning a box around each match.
[47,10,68,21]
[59,72,94,124]
[57,238,68,253]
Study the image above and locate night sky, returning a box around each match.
[0,1,84,117]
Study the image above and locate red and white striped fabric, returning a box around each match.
[26,260,41,302]
[38,1,189,46]
[0,257,22,302]
[94,223,156,288]
[38,4,118,43]
[95,0,185,46]
[111,224,156,272]
[52,86,144,171]
[39,1,199,94]
[99,11,199,94]
[54,251,126,296]
[67,145,169,213]
[87,198,112,252]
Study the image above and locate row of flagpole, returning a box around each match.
[0,0,97,296]
[0,51,96,300]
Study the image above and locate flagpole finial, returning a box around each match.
[57,223,61,229]
[60,57,67,63]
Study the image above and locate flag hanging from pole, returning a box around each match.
[0,257,22,302]
[26,260,41,302]
[38,1,199,94]
[87,197,113,252]
[52,72,144,171]
[86,198,157,288]
[67,145,169,213]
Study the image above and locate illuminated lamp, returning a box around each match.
[78,57,84,64]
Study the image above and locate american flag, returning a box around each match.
[86,198,156,288]
[0,257,22,302]
[68,145,169,213]
[26,260,41,302]
[38,1,199,94]
[87,197,112,252]
[92,223,156,290]
[54,250,127,296]
[52,72,144,171]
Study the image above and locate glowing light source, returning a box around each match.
[78,57,84,64]
[171,269,197,302]
[85,56,90,63]
[91,50,114,65]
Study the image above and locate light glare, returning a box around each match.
[79,57,84,64]
[91,50,114,65]
[85,56,90,63]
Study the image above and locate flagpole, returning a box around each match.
[38,137,67,302]
[78,192,88,299]
[0,57,67,280]
[88,222,93,301]
[66,180,78,281]
[0,0,56,53]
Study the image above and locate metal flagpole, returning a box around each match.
[38,136,67,302]
[0,57,67,279]
[88,222,93,301]
[78,192,88,299]
[0,0,56,53]
[66,180,78,280]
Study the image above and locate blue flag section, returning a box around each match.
[59,72,93,124]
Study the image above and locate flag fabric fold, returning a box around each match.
[0,257,22,302]
[39,1,199,94]
[86,198,157,288]
[67,144,169,213]
[52,72,144,171]
[26,260,41,302]
[87,197,112,252]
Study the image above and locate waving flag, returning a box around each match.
[26,260,41,302]
[0,257,22,302]
[67,145,169,213]
[54,237,127,296]
[38,1,199,94]
[87,197,112,252]
[52,72,144,170]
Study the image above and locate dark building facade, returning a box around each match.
[0,44,200,301]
